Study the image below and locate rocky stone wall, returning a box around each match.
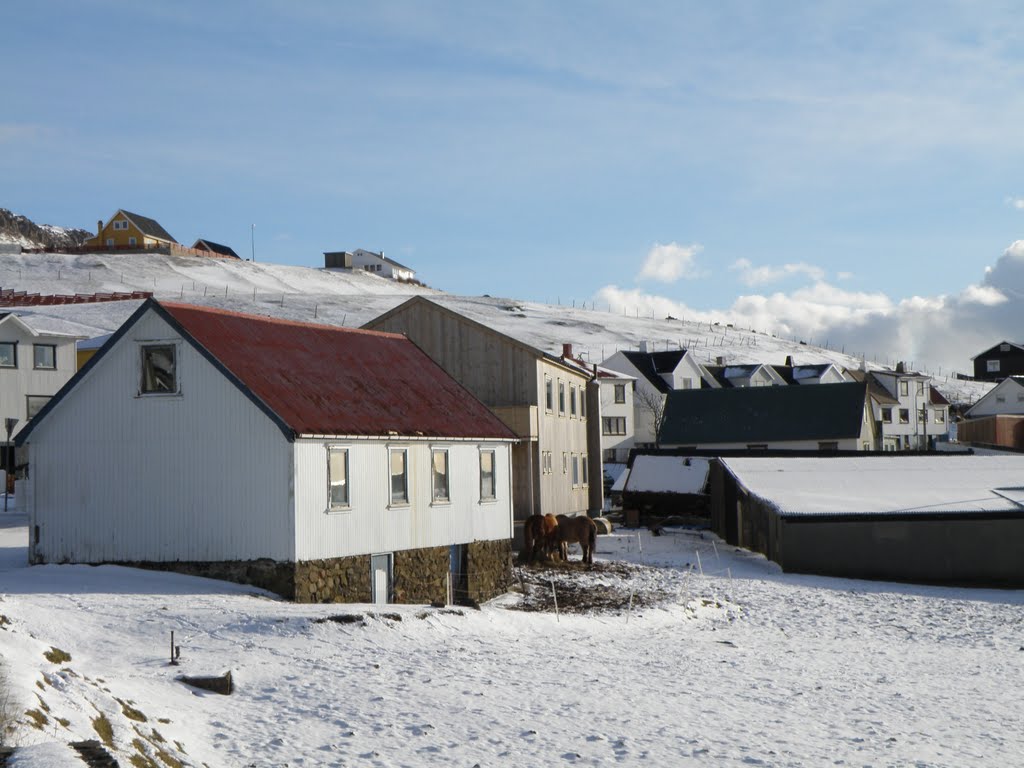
[467,539,513,604]
[295,555,371,603]
[393,546,449,604]
[122,559,296,599]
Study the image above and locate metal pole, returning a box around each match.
[250,224,256,262]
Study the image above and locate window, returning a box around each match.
[989,360,1002,372]
[916,381,924,395]
[582,456,589,486]
[614,383,626,403]
[128,236,137,247]
[680,378,693,390]
[33,344,56,370]
[1001,344,1011,352]
[570,386,577,417]
[431,448,450,503]
[818,441,839,452]
[26,395,50,420]
[900,381,909,396]
[105,238,114,247]
[935,410,946,424]
[542,451,552,474]
[113,220,128,230]
[899,409,910,424]
[328,448,349,509]
[0,342,15,368]
[996,396,1006,403]
[603,448,616,463]
[558,381,566,415]
[389,448,408,505]
[140,345,177,394]
[881,408,892,423]
[918,408,926,423]
[479,449,496,501]
[562,452,568,474]
[602,416,626,436]
[580,389,587,419]
[571,455,580,487]
[545,377,553,411]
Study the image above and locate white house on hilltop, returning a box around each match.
[323,249,416,281]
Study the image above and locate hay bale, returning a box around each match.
[593,517,613,535]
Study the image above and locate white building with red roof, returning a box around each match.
[17,300,517,605]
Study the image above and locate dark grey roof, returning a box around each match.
[621,350,687,393]
[773,363,833,385]
[120,210,177,243]
[970,341,1024,360]
[659,381,869,445]
[192,239,240,258]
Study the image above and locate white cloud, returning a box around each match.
[960,284,1007,306]
[1006,197,1024,210]
[837,271,854,281]
[636,242,704,283]
[730,258,827,287]
[594,239,1024,374]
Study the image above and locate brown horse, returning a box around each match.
[522,513,560,562]
[555,514,597,564]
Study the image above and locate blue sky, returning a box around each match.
[6,1,1024,370]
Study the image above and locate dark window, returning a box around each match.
[881,408,892,423]
[558,381,566,415]
[899,409,910,424]
[545,378,553,411]
[0,342,15,368]
[602,417,627,435]
[33,344,56,370]
[141,345,177,394]
[26,395,50,420]
[614,383,626,403]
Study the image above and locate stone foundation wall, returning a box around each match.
[295,555,371,603]
[467,539,513,604]
[121,559,296,599]
[393,546,449,604]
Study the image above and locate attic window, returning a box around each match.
[1001,344,1011,352]
[113,220,129,230]
[140,345,177,394]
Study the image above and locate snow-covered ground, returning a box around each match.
[0,251,994,407]
[2,499,1023,766]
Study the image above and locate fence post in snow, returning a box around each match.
[696,550,704,575]
[550,578,559,622]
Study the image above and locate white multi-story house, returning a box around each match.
[0,313,82,484]
[850,366,950,450]
[595,366,635,465]
[601,343,711,447]
[323,248,416,281]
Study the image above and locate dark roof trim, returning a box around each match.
[781,510,1024,524]
[17,298,295,446]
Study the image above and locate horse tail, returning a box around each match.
[588,521,597,552]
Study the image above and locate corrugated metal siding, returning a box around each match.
[293,439,512,560]
[27,310,295,563]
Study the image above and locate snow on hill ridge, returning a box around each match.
[0,250,992,406]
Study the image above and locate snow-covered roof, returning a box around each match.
[723,455,1024,517]
[624,456,710,494]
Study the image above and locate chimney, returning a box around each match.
[639,341,649,353]
[97,220,103,235]
[716,356,725,365]
[562,343,573,359]
[785,355,794,367]
[896,361,906,373]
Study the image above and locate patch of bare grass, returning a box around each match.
[43,647,71,664]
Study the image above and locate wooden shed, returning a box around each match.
[17,300,517,605]
[711,455,1024,586]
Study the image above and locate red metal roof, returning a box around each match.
[159,302,517,440]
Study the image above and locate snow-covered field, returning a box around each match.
[0,251,993,406]
[2,500,1023,767]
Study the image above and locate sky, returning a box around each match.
[5,1,1024,371]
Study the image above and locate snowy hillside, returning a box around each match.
[0,250,993,406]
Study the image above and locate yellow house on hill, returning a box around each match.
[84,210,178,250]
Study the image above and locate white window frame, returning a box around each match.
[614,383,626,403]
[562,451,568,474]
[139,343,179,396]
[389,447,409,507]
[899,408,910,424]
[128,236,137,247]
[33,344,56,370]
[327,447,350,512]
[431,447,451,504]
[900,380,909,395]
[988,360,1001,373]
[479,448,496,502]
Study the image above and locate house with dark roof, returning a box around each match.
[847,366,949,450]
[191,239,240,259]
[702,363,788,388]
[324,248,416,281]
[16,300,517,605]
[601,343,713,447]
[958,376,1024,448]
[84,210,178,250]
[659,381,876,451]
[972,341,1024,381]
[771,359,848,385]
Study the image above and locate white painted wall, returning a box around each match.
[598,376,634,463]
[872,372,949,446]
[965,378,1024,418]
[24,309,295,564]
[0,317,78,439]
[350,249,415,281]
[293,439,512,560]
[536,359,592,516]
